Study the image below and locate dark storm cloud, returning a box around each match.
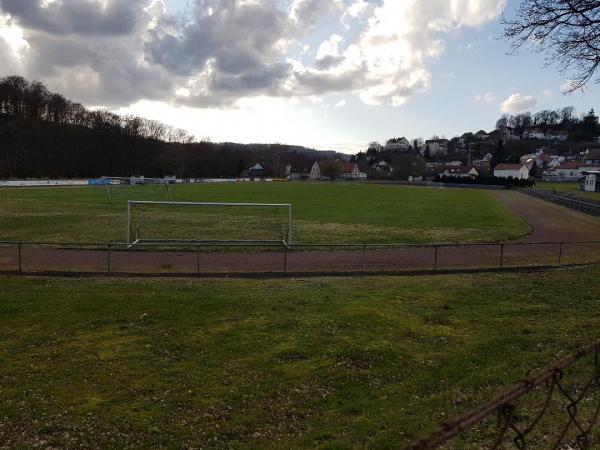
[0,0,144,35]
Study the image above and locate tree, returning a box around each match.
[529,160,538,179]
[496,114,509,130]
[503,1,600,92]
[424,144,431,159]
[582,108,600,136]
[491,139,506,169]
[321,161,341,180]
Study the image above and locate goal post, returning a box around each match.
[100,176,175,202]
[126,201,293,246]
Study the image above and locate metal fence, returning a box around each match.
[1,240,599,276]
[522,188,600,216]
[407,340,600,449]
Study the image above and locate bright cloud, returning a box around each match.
[0,0,508,108]
[500,93,537,113]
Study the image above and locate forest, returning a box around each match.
[0,75,333,179]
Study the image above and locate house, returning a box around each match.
[473,160,491,175]
[385,137,411,152]
[474,130,489,140]
[584,149,600,166]
[545,130,569,141]
[583,171,600,192]
[374,160,394,174]
[241,163,268,178]
[337,162,367,180]
[424,139,449,156]
[440,166,479,178]
[287,162,321,180]
[523,129,545,139]
[553,161,585,180]
[494,163,530,179]
[488,127,520,143]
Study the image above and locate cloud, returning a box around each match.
[473,92,496,103]
[0,0,509,108]
[334,99,347,109]
[500,93,537,113]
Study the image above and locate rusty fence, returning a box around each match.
[407,340,600,449]
[0,240,599,276]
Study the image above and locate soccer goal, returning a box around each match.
[126,201,293,246]
[101,177,175,202]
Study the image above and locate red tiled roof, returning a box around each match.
[337,162,356,173]
[494,163,526,170]
[557,161,582,169]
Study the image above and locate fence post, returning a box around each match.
[17,242,22,273]
[558,242,564,266]
[107,244,111,274]
[499,244,504,269]
[283,244,288,274]
[197,245,201,274]
[362,245,367,274]
[434,245,439,271]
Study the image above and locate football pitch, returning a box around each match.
[0,183,529,244]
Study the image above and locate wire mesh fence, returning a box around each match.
[406,340,600,449]
[0,240,599,276]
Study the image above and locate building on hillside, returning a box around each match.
[545,130,569,141]
[474,130,489,140]
[523,129,546,139]
[286,162,321,180]
[374,160,394,174]
[337,162,367,180]
[494,163,530,179]
[488,127,520,143]
[424,139,449,156]
[440,166,479,178]
[385,137,411,152]
[583,171,600,192]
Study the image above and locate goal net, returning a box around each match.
[126,201,293,246]
[100,177,175,202]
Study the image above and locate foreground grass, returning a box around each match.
[0,183,527,244]
[0,266,599,448]
[537,181,600,202]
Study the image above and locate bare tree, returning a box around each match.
[503,0,600,92]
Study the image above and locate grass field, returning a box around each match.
[1,266,599,448]
[0,183,528,244]
[537,181,600,201]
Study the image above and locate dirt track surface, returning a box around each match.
[490,191,600,242]
[1,191,599,275]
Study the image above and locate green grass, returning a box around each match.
[0,266,599,448]
[0,183,528,244]
[537,181,600,201]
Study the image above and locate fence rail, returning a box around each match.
[1,239,599,276]
[407,340,600,449]
[522,188,600,216]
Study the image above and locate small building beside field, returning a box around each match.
[583,171,600,193]
[440,166,479,178]
[494,163,530,179]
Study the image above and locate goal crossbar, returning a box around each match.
[126,201,293,245]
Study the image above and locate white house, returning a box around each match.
[385,137,411,152]
[553,161,585,180]
[494,163,530,179]
[424,139,449,156]
[523,129,546,139]
[309,162,321,180]
[337,162,367,180]
[440,166,479,178]
[545,130,569,141]
[583,171,600,192]
[374,160,394,174]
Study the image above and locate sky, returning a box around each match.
[1,0,599,154]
